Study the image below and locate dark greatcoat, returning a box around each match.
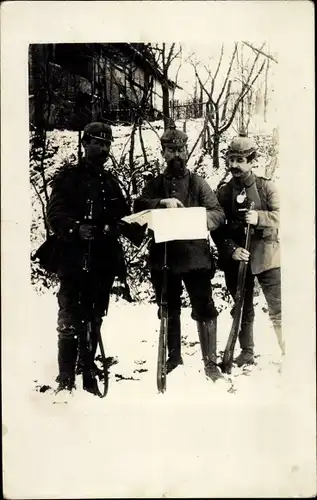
[45,160,130,278]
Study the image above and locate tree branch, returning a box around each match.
[242,41,278,64]
[211,43,224,97]
[165,43,176,68]
[187,125,207,164]
[216,43,238,105]
[31,179,49,235]
[220,59,266,134]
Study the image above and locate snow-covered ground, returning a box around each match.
[3,119,314,498]
[3,280,314,499]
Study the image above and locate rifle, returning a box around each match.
[81,198,109,398]
[157,241,168,393]
[221,201,255,374]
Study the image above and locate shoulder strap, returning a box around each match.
[255,176,268,210]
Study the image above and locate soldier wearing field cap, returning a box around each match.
[46,121,130,395]
[213,133,284,367]
[134,126,225,381]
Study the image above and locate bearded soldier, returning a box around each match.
[134,126,225,381]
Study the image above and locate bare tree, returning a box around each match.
[192,42,267,168]
[264,58,270,123]
[148,43,182,129]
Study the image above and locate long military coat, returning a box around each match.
[46,160,130,278]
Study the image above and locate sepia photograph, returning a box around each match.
[28,40,283,394]
[2,2,315,499]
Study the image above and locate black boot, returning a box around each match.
[234,321,255,367]
[196,319,222,382]
[56,335,78,393]
[166,314,183,374]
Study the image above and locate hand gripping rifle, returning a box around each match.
[221,202,255,375]
[157,241,168,393]
[81,198,109,398]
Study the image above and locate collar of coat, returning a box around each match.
[163,167,190,180]
[231,171,256,189]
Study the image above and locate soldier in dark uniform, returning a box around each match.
[46,122,130,394]
[213,134,284,367]
[134,127,225,381]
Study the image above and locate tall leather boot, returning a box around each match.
[166,314,183,374]
[234,321,255,367]
[196,318,222,382]
[56,335,78,392]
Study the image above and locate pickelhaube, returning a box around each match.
[227,133,256,157]
[160,127,188,148]
[83,122,113,142]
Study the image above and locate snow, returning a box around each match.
[4,119,314,498]
[3,279,311,499]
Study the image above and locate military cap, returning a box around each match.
[227,133,256,157]
[160,127,188,148]
[83,122,113,142]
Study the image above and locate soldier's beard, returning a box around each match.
[166,158,186,176]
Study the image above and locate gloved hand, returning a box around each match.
[79,224,97,240]
[159,198,184,208]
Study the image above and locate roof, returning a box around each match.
[101,43,182,90]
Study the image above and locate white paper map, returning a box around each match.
[122,207,208,243]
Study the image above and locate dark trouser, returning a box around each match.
[150,269,218,358]
[224,263,281,352]
[56,271,115,381]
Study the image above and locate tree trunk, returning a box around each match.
[264,59,270,123]
[78,130,82,161]
[199,82,204,118]
[212,133,220,169]
[39,129,50,207]
[138,123,148,165]
[162,79,170,130]
[129,122,138,194]
[221,80,232,123]
[206,125,212,155]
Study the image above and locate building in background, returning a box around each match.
[29,43,178,130]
